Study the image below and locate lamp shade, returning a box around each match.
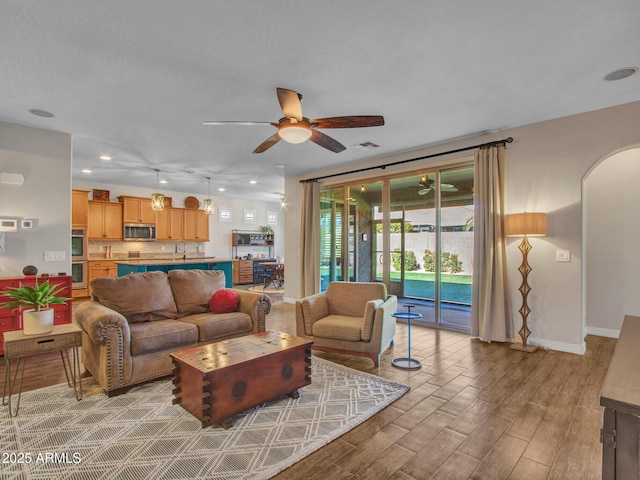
[505,212,546,237]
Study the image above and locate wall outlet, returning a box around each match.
[44,251,65,261]
[556,250,571,262]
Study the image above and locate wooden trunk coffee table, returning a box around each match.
[170,331,312,428]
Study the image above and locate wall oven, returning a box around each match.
[123,224,156,241]
[71,228,87,289]
[71,228,86,260]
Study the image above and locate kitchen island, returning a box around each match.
[115,257,237,288]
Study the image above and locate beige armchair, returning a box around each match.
[295,281,398,367]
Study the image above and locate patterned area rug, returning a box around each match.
[0,357,408,480]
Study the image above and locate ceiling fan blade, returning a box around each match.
[202,121,273,126]
[441,184,459,192]
[418,188,431,195]
[277,88,303,120]
[309,129,346,153]
[253,133,281,154]
[311,115,385,129]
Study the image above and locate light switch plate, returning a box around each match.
[556,250,571,262]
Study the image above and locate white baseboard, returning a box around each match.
[283,296,297,304]
[585,326,620,339]
[529,337,586,355]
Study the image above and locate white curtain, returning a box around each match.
[299,180,321,296]
[471,144,513,342]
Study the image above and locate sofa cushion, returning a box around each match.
[209,289,239,313]
[312,315,364,342]
[168,269,226,316]
[91,271,178,323]
[179,312,253,342]
[129,319,198,356]
[325,282,387,318]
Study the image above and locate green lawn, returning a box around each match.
[388,271,472,284]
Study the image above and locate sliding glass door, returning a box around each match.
[319,165,473,332]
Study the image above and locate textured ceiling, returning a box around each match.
[1,1,639,201]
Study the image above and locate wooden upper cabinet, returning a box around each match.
[183,209,210,242]
[72,190,89,227]
[118,196,155,224]
[155,208,184,241]
[88,201,123,240]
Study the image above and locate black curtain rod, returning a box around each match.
[300,136,513,183]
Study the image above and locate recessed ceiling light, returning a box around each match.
[604,67,638,81]
[249,180,257,184]
[81,168,92,173]
[274,163,287,169]
[218,187,226,192]
[159,179,168,184]
[28,109,55,118]
[99,155,112,161]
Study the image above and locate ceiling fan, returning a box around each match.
[418,175,458,195]
[203,88,384,154]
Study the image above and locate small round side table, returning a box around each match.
[392,304,422,370]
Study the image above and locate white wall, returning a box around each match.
[585,148,640,336]
[72,180,284,260]
[0,121,72,277]
[284,100,640,354]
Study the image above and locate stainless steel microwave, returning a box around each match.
[123,224,156,241]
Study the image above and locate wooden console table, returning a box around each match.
[2,323,83,417]
[600,315,640,479]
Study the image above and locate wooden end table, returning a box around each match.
[170,331,312,428]
[2,323,83,417]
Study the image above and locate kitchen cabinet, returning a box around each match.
[116,259,234,288]
[155,208,184,241]
[0,275,73,355]
[235,260,255,284]
[183,209,210,242]
[87,261,118,297]
[118,196,155,224]
[72,190,89,228]
[88,201,123,240]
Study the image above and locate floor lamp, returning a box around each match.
[505,212,547,353]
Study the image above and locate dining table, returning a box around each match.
[260,261,284,289]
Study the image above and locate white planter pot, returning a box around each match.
[23,309,54,335]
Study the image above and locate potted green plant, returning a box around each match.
[1,280,69,335]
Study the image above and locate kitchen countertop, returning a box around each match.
[113,257,236,266]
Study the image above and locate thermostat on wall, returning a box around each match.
[22,219,34,229]
[0,218,18,232]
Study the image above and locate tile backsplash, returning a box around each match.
[88,241,204,260]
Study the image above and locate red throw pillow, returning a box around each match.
[209,289,239,314]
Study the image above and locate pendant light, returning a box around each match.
[151,168,165,211]
[203,176,215,215]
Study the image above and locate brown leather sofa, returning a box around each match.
[74,269,271,395]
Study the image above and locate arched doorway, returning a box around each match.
[584,147,640,337]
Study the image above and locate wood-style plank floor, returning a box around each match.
[0,295,613,480]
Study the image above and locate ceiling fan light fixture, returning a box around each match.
[279,125,312,144]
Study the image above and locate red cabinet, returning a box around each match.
[0,275,73,355]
